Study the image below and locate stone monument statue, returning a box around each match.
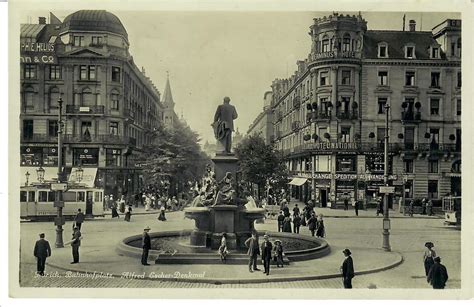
[212,97,238,154]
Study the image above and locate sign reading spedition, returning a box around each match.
[20,42,57,64]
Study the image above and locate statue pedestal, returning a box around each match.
[212,154,239,182]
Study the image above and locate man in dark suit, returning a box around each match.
[427,257,449,289]
[341,248,355,288]
[33,233,51,276]
[260,234,273,275]
[244,232,260,273]
[212,96,238,154]
[74,209,85,230]
[142,226,151,265]
[69,227,82,264]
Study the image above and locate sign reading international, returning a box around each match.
[20,42,57,64]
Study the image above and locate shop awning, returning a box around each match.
[69,167,97,188]
[289,177,307,186]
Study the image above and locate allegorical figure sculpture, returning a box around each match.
[213,172,236,206]
[212,96,238,154]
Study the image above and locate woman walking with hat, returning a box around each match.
[423,242,436,277]
[340,248,355,288]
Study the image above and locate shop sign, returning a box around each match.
[335,173,358,180]
[314,51,357,60]
[313,173,332,180]
[20,42,57,64]
[312,173,397,181]
[308,142,360,151]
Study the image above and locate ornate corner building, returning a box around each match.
[267,13,461,207]
[19,10,177,196]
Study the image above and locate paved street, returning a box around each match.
[18,208,460,289]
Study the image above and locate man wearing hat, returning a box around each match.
[142,226,151,265]
[260,234,273,275]
[65,226,82,264]
[341,248,355,288]
[244,232,260,273]
[33,233,51,276]
[427,257,448,289]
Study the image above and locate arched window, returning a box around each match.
[322,35,330,52]
[23,86,34,108]
[49,87,60,108]
[343,33,351,51]
[82,87,94,106]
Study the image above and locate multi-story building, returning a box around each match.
[268,13,461,207]
[20,10,177,196]
[247,91,274,144]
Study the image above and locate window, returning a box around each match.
[49,65,61,80]
[77,192,85,202]
[428,180,438,199]
[342,34,351,51]
[378,44,387,58]
[404,159,414,173]
[405,46,415,58]
[89,66,96,79]
[320,71,328,86]
[91,36,103,46]
[80,66,88,80]
[79,65,96,80]
[23,120,33,139]
[20,191,27,202]
[82,88,95,106]
[430,72,440,87]
[456,99,461,116]
[378,71,388,85]
[405,71,415,86]
[318,127,328,142]
[322,36,329,52]
[377,127,386,149]
[29,191,35,202]
[451,42,456,56]
[112,66,121,82]
[49,87,60,108]
[431,47,439,59]
[48,120,58,137]
[81,121,92,140]
[109,122,119,135]
[429,128,440,150]
[428,160,439,173]
[47,191,56,202]
[24,87,34,108]
[405,180,413,199]
[73,36,84,47]
[340,127,350,143]
[430,98,440,115]
[341,70,351,85]
[111,93,119,110]
[377,97,387,114]
[106,149,122,167]
[457,72,461,88]
[24,64,36,79]
[39,191,48,202]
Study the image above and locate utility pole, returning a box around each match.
[55,97,65,248]
[382,103,391,251]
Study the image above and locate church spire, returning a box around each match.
[162,71,174,108]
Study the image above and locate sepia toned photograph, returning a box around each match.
[8,0,470,299]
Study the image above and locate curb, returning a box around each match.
[46,250,404,285]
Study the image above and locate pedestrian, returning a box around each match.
[218,233,229,263]
[316,214,326,238]
[341,248,355,289]
[282,214,292,233]
[354,199,359,216]
[158,204,167,221]
[409,199,414,217]
[244,232,260,273]
[273,239,284,268]
[166,197,172,210]
[421,198,427,215]
[124,204,132,222]
[427,200,433,216]
[423,242,437,277]
[261,234,273,276]
[111,200,120,218]
[307,212,317,237]
[118,195,126,213]
[65,226,82,264]
[103,195,109,211]
[292,204,300,217]
[141,226,151,266]
[73,208,85,230]
[277,211,284,232]
[427,257,448,289]
[377,197,384,216]
[134,192,140,208]
[108,194,114,210]
[33,233,51,276]
[293,213,301,234]
[344,198,349,211]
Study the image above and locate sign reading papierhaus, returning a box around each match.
[20,42,57,64]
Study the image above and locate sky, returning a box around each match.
[21,9,460,144]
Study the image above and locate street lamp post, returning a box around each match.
[382,103,391,251]
[55,97,65,248]
[25,171,30,186]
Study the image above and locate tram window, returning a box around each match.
[48,191,56,202]
[94,192,102,202]
[63,192,76,202]
[28,191,35,202]
[77,192,85,202]
[20,191,27,202]
[39,191,48,202]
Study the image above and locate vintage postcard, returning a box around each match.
[8,0,473,300]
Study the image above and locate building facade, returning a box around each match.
[20,10,176,196]
[268,13,461,207]
[247,91,274,144]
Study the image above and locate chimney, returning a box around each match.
[409,20,416,32]
[38,17,46,24]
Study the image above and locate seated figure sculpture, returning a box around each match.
[213,172,236,206]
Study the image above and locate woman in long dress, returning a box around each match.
[316,215,325,238]
[158,204,167,221]
[124,205,132,222]
[218,233,229,263]
[423,242,436,276]
[282,215,292,233]
[111,201,120,218]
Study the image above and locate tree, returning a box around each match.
[139,120,211,196]
[234,134,289,198]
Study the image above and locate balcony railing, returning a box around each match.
[21,133,57,143]
[63,134,137,146]
[66,105,105,115]
[401,111,421,123]
[336,112,358,120]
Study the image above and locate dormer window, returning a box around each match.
[405,45,415,59]
[342,33,351,52]
[430,46,440,59]
[378,43,388,58]
[322,35,330,52]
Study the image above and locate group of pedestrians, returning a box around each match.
[243,232,285,276]
[277,208,325,238]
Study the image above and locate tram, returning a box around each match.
[20,184,104,220]
[442,196,461,226]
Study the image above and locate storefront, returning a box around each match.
[312,175,331,207]
[72,148,99,166]
[21,146,63,167]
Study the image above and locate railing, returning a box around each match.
[401,111,421,123]
[336,112,358,120]
[66,105,105,114]
[62,134,137,146]
[21,133,57,143]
